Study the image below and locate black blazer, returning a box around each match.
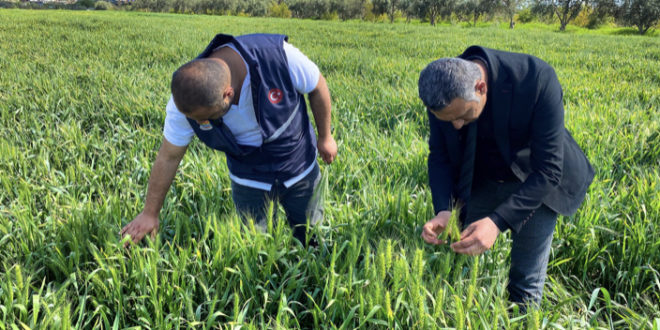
[428,46,595,233]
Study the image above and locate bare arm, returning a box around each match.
[120,138,188,247]
[308,74,337,164]
[141,138,188,216]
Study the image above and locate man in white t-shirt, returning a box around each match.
[120,34,337,247]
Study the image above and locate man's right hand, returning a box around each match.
[119,212,159,248]
[421,211,451,245]
[118,138,186,249]
[318,134,337,164]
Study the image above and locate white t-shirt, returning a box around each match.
[163,41,320,190]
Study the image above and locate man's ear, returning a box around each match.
[475,80,488,96]
[223,87,235,103]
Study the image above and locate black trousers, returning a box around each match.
[466,179,558,305]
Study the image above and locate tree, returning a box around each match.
[238,0,269,16]
[132,0,172,12]
[332,0,366,20]
[76,0,95,8]
[372,0,400,22]
[415,0,456,26]
[398,0,416,22]
[456,0,498,26]
[619,0,660,35]
[269,1,292,17]
[171,0,189,13]
[502,0,524,28]
[289,0,332,18]
[585,0,617,29]
[534,0,588,31]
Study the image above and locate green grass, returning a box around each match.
[0,9,659,328]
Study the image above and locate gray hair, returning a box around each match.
[418,58,481,112]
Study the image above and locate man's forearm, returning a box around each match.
[143,139,187,216]
[308,75,332,138]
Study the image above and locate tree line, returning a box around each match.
[4,0,659,34]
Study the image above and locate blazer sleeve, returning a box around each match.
[428,110,454,215]
[493,67,565,233]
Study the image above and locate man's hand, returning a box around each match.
[308,74,337,165]
[118,138,185,249]
[421,211,451,245]
[119,212,159,248]
[450,217,499,255]
[318,135,337,164]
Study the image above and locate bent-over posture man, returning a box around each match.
[418,46,594,307]
[120,34,337,246]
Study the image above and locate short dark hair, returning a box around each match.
[171,58,230,114]
[418,58,481,111]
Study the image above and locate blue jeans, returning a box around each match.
[231,163,323,243]
[465,179,558,306]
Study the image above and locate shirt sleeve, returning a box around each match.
[283,41,320,94]
[489,212,511,232]
[163,96,194,147]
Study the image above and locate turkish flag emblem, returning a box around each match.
[268,88,283,104]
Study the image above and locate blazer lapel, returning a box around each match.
[456,122,477,202]
[442,123,461,169]
[492,82,513,165]
[478,46,513,165]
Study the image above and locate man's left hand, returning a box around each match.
[318,135,337,164]
[450,217,500,255]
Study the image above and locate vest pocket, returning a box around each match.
[196,121,251,157]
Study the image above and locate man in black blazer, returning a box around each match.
[418,46,594,307]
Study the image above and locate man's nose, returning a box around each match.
[452,119,465,130]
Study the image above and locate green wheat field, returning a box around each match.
[0,9,659,329]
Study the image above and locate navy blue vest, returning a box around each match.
[186,34,317,184]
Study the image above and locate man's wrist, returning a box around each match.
[489,213,510,232]
[142,207,159,218]
[437,210,450,216]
